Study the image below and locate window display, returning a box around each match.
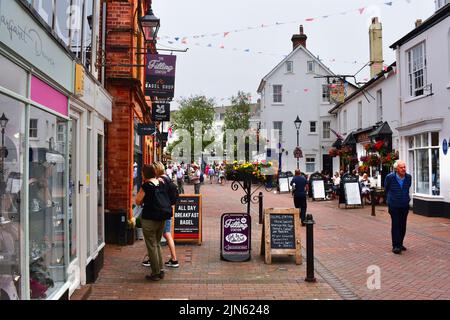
[28,107,67,300]
[0,94,25,300]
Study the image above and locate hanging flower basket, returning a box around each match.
[225,161,272,184]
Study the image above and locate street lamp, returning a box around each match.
[139,6,160,43]
[294,115,302,170]
[0,113,9,221]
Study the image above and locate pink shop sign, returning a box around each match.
[31,76,68,117]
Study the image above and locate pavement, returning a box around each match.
[72,180,450,300]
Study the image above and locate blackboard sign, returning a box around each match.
[341,174,363,208]
[263,208,302,265]
[270,214,295,249]
[220,213,251,262]
[173,195,202,244]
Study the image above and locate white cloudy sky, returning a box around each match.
[152,0,436,109]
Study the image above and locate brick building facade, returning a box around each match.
[104,0,156,223]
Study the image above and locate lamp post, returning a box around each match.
[139,6,160,44]
[256,122,261,154]
[0,113,9,218]
[294,115,302,170]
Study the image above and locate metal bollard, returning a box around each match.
[304,214,316,282]
[370,188,376,216]
[258,192,263,224]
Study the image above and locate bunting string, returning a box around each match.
[159,0,408,42]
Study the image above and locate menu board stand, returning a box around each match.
[309,172,326,201]
[220,213,251,262]
[261,208,302,265]
[173,194,202,245]
[341,174,363,209]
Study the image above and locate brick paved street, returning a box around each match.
[77,182,450,300]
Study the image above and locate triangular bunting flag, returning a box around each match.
[358,7,365,14]
[224,32,230,37]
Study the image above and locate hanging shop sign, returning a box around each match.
[329,81,347,104]
[137,124,156,136]
[293,147,303,159]
[151,103,171,122]
[145,54,177,99]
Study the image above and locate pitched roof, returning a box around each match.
[328,62,396,114]
[390,3,450,49]
[257,44,341,93]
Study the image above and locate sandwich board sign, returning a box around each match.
[220,213,251,262]
[173,194,202,245]
[261,208,302,265]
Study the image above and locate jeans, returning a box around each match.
[293,195,307,223]
[141,219,165,276]
[388,206,409,249]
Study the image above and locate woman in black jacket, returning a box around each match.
[136,164,172,281]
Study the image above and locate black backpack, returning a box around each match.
[145,182,173,220]
[161,176,179,206]
[199,172,204,183]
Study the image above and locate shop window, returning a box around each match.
[28,107,68,300]
[0,94,25,300]
[407,132,440,196]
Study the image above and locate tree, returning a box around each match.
[168,95,215,163]
[223,91,253,161]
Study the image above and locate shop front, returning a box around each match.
[68,67,112,294]
[0,0,74,300]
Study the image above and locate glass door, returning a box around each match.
[67,115,80,296]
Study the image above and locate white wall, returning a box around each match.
[395,16,450,204]
[259,47,340,174]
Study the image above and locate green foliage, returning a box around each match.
[169,95,216,162]
[223,91,252,131]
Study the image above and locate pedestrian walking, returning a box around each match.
[290,169,309,226]
[135,164,173,281]
[191,164,201,194]
[175,164,185,194]
[208,166,215,184]
[384,160,412,255]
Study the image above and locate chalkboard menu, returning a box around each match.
[220,213,251,262]
[173,195,202,244]
[263,208,302,265]
[269,214,295,249]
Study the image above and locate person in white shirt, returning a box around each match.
[165,165,173,180]
[175,165,185,194]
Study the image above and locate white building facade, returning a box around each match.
[390,4,450,217]
[258,26,355,175]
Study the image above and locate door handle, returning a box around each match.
[78,181,84,193]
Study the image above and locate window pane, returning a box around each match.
[415,134,422,148]
[416,149,429,194]
[69,0,83,58]
[0,55,27,96]
[29,107,67,299]
[431,148,440,196]
[422,133,429,147]
[55,0,71,45]
[0,94,25,300]
[408,136,414,149]
[409,151,415,192]
[34,0,54,27]
[431,132,439,146]
[83,0,94,71]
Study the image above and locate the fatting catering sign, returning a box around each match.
[145,54,177,99]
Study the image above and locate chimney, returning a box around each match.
[291,25,308,50]
[369,17,384,78]
[415,19,423,28]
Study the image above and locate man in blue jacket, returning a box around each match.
[290,170,309,226]
[384,160,412,254]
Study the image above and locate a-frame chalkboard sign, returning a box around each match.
[340,173,363,209]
